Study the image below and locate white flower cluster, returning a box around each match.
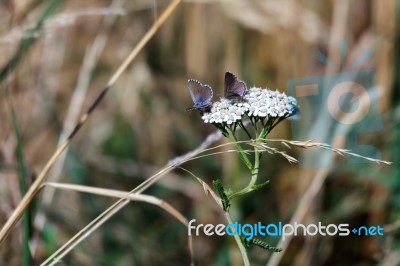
[202,98,249,124]
[202,87,297,124]
[245,87,297,118]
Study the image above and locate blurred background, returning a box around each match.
[0,0,398,265]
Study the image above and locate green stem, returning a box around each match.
[259,118,273,140]
[229,144,260,200]
[5,86,31,265]
[263,117,285,138]
[254,118,259,136]
[227,128,253,170]
[260,117,266,128]
[239,121,252,139]
[248,116,257,135]
[250,148,260,187]
[224,211,250,266]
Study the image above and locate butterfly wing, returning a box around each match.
[224,72,247,99]
[188,79,213,108]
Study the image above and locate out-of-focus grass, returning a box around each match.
[0,0,397,265]
[4,85,31,265]
[385,0,400,254]
[0,2,62,264]
[0,0,62,82]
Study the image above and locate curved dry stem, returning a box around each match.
[177,167,223,209]
[41,130,224,265]
[41,182,193,265]
[41,166,177,266]
[177,167,250,265]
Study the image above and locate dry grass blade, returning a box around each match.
[266,139,393,165]
[168,130,223,166]
[41,182,193,264]
[41,166,176,266]
[0,0,183,246]
[41,129,223,266]
[183,136,391,169]
[178,167,223,209]
[249,141,298,164]
[42,182,188,226]
[36,0,125,239]
[175,136,390,166]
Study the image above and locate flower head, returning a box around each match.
[244,87,297,118]
[201,98,249,124]
[201,87,298,125]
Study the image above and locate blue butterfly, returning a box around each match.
[224,72,248,100]
[187,79,213,113]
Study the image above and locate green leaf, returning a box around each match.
[246,238,282,252]
[212,179,230,211]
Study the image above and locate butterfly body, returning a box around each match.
[224,72,248,102]
[187,79,213,114]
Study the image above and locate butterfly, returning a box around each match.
[224,71,248,101]
[187,79,213,114]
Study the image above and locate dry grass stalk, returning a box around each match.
[40,182,193,265]
[0,0,182,246]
